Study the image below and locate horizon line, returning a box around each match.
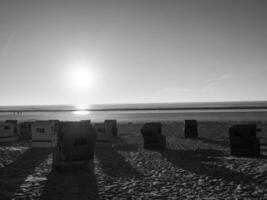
[0,100,267,112]
[1,100,267,108]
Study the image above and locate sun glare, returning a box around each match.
[68,62,97,91]
[75,104,90,110]
[72,104,91,115]
[73,110,90,115]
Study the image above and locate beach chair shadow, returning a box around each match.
[112,136,138,152]
[0,149,51,199]
[40,166,98,200]
[95,142,142,178]
[159,149,259,185]
[198,137,267,158]
[259,138,267,155]
[197,137,229,148]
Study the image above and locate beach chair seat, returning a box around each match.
[229,124,261,157]
[141,122,166,150]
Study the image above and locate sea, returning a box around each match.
[0,101,267,122]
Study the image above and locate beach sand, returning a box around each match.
[0,121,267,199]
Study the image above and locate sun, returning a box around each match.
[68,63,97,91]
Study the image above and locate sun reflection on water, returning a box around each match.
[72,110,90,115]
[72,104,91,115]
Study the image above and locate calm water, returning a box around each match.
[0,102,267,122]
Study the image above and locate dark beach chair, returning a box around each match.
[53,120,97,171]
[105,120,118,137]
[184,120,198,138]
[141,122,166,150]
[229,124,261,157]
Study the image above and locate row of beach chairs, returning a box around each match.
[0,119,263,172]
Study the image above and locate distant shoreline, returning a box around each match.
[1,101,267,113]
[1,106,267,113]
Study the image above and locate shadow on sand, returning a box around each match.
[112,136,139,152]
[0,149,51,199]
[197,137,229,148]
[95,141,142,178]
[197,137,267,158]
[159,149,259,185]
[40,165,98,200]
[259,138,267,155]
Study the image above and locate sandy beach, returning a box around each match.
[0,121,267,200]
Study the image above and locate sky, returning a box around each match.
[0,0,267,105]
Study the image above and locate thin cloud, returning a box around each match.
[156,73,233,95]
[155,86,198,94]
[201,73,233,92]
[200,84,217,92]
[205,74,232,84]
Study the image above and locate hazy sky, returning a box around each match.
[0,0,267,105]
